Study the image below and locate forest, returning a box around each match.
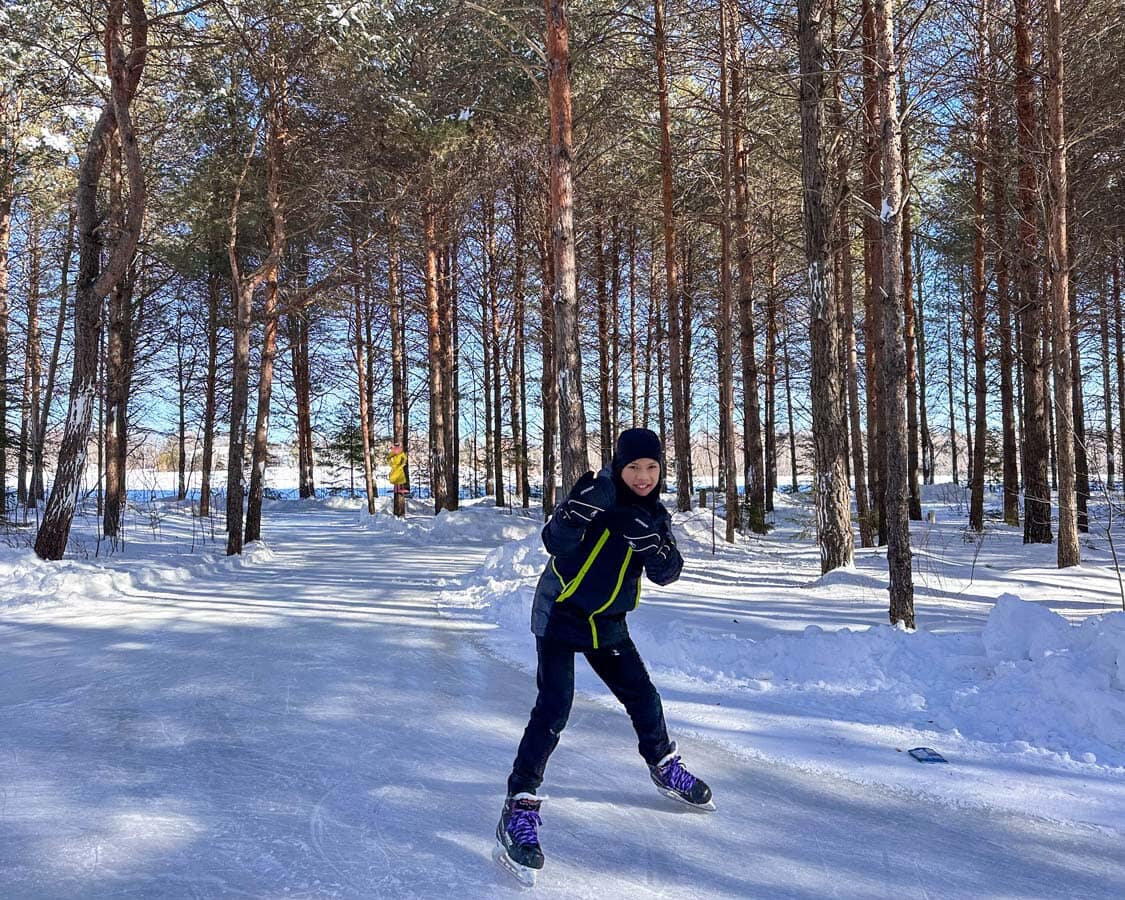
[2,0,1124,626]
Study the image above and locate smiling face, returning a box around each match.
[620,457,661,497]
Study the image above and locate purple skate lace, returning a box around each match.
[507,799,542,846]
[656,755,697,792]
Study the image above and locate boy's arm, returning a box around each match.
[542,471,615,557]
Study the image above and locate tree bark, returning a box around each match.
[970,5,989,533]
[423,195,451,513]
[36,0,148,560]
[653,0,690,510]
[538,204,558,514]
[988,23,1020,525]
[734,39,767,534]
[875,0,914,625]
[901,99,922,521]
[200,266,220,517]
[1101,278,1115,492]
[388,210,407,517]
[718,0,739,540]
[244,259,283,541]
[861,0,885,541]
[546,0,589,493]
[797,0,854,573]
[1014,0,1052,544]
[1045,0,1079,566]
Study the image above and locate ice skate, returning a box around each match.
[649,744,715,811]
[495,792,544,885]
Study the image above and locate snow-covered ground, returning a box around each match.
[2,487,1124,897]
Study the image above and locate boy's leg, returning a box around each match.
[585,637,672,766]
[507,637,577,796]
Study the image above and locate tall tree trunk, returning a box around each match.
[961,277,975,486]
[797,0,854,571]
[36,204,76,504]
[875,0,914,625]
[1014,0,1052,544]
[510,179,530,507]
[609,219,622,440]
[734,42,767,534]
[595,213,612,466]
[861,0,885,541]
[831,27,871,544]
[538,207,558,514]
[1115,250,1124,490]
[653,0,690,510]
[423,195,451,513]
[546,0,588,492]
[226,62,286,556]
[487,197,505,507]
[388,210,407,517]
[1101,278,1115,492]
[21,212,43,508]
[103,137,135,541]
[245,260,283,541]
[718,0,739,540]
[901,97,922,521]
[970,6,989,533]
[765,225,778,507]
[36,0,148,560]
[1045,0,1078,566]
[990,22,1020,525]
[175,303,189,501]
[481,216,494,498]
[914,238,934,485]
[443,235,460,508]
[783,311,799,491]
[0,124,11,517]
[200,266,220,517]
[1070,298,1088,532]
[947,312,959,484]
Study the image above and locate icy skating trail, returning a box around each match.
[1,503,1123,898]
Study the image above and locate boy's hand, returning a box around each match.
[602,506,663,556]
[560,471,616,525]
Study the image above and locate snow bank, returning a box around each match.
[0,546,132,608]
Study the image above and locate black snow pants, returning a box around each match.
[507,634,672,797]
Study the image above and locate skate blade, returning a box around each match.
[493,841,539,887]
[656,785,717,812]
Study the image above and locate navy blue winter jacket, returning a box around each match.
[530,469,683,649]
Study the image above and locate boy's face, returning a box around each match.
[621,458,660,496]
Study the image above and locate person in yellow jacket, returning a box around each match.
[388,445,408,494]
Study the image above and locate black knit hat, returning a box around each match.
[612,428,663,473]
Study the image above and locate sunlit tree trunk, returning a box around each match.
[875,0,913,625]
[423,195,452,513]
[797,0,854,572]
[538,206,558,513]
[718,0,739,540]
[1045,0,1078,566]
[36,0,148,560]
[388,210,407,517]
[901,92,922,522]
[970,4,989,533]
[546,0,589,491]
[734,37,767,534]
[245,259,283,541]
[988,24,1020,524]
[861,0,884,540]
[653,0,690,510]
[1014,0,1052,544]
[1101,280,1115,493]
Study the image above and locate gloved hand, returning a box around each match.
[601,506,663,556]
[560,471,616,526]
